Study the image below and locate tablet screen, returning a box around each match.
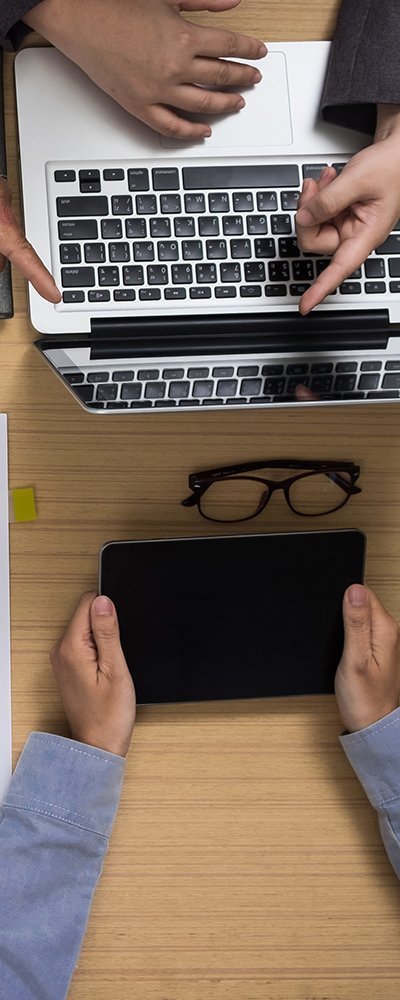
[99,530,365,705]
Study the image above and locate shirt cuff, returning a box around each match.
[0,0,36,51]
[4,733,126,837]
[340,707,400,809]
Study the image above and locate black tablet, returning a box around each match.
[99,530,365,705]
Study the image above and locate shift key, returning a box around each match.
[61,267,95,287]
[57,196,108,217]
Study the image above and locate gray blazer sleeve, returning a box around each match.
[322,0,400,135]
[0,0,36,51]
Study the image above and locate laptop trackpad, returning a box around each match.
[160,51,292,150]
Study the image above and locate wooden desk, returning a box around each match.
[4,2,400,997]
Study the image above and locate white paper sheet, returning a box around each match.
[0,416,11,802]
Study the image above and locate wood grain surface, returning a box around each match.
[4,2,400,997]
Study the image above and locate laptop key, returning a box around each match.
[121,384,142,399]
[222,216,243,236]
[279,238,300,257]
[150,218,171,238]
[240,378,262,395]
[238,366,259,376]
[138,369,160,380]
[127,168,149,191]
[220,263,241,282]
[55,169,76,182]
[60,244,81,264]
[185,193,205,213]
[212,367,233,377]
[147,265,168,284]
[103,168,124,181]
[188,368,209,378]
[155,400,176,407]
[109,242,130,262]
[302,164,328,180]
[287,364,308,374]
[74,384,95,402]
[123,266,144,284]
[336,361,357,372]
[382,373,400,389]
[365,258,385,278]
[58,219,98,240]
[61,267,95,287]
[264,377,285,394]
[158,241,179,261]
[99,266,119,285]
[311,363,333,374]
[172,264,193,283]
[231,239,251,258]
[262,364,284,375]
[255,238,276,258]
[89,290,111,302]
[247,215,267,235]
[164,287,186,299]
[390,281,400,292]
[389,259,400,277]
[136,194,157,214]
[257,191,278,211]
[85,243,106,263]
[196,263,217,283]
[112,371,134,382]
[111,195,132,215]
[290,283,311,295]
[175,217,195,237]
[161,194,182,214]
[178,399,200,405]
[96,385,118,401]
[361,361,382,371]
[216,379,238,396]
[292,260,314,281]
[206,240,227,260]
[288,376,309,392]
[215,286,236,297]
[385,361,400,370]
[183,165,299,188]
[271,215,291,235]
[193,380,214,398]
[182,241,203,260]
[130,401,151,408]
[57,196,108,216]
[62,290,85,303]
[358,374,380,389]
[145,382,166,399]
[133,242,154,261]
[139,289,161,300]
[101,219,122,239]
[245,262,265,282]
[190,287,211,298]
[334,375,357,392]
[169,382,190,399]
[163,369,185,379]
[365,282,386,293]
[240,285,262,297]
[198,216,219,237]
[340,282,362,294]
[376,235,400,253]
[269,261,289,281]
[233,192,253,211]
[153,167,179,190]
[281,191,300,210]
[114,289,136,300]
[311,375,333,392]
[367,390,400,398]
[126,218,147,238]
[64,372,84,384]
[88,371,109,383]
[209,192,229,212]
[265,284,287,296]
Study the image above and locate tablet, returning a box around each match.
[99,530,365,705]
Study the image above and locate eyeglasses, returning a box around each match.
[181,460,362,523]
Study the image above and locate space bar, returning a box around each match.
[183,164,299,189]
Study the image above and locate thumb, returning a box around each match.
[341,584,372,665]
[90,595,127,678]
[296,172,354,227]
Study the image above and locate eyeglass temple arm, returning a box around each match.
[326,472,362,495]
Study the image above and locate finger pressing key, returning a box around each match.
[0,178,61,303]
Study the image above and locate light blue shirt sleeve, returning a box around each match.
[340,706,400,879]
[0,732,125,1000]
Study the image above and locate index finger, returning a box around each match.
[194,24,267,60]
[299,229,376,315]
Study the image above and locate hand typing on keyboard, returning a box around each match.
[0,177,61,303]
[295,104,400,314]
[23,0,266,140]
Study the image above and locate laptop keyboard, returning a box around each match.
[48,160,400,312]
[56,355,400,410]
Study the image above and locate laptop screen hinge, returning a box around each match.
[89,310,392,359]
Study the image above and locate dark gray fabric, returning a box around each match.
[322,0,400,135]
[0,0,34,51]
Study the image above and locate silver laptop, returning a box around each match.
[14,43,400,413]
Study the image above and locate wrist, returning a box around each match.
[374,104,400,144]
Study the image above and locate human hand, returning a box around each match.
[0,176,60,303]
[295,104,400,315]
[23,0,266,139]
[50,592,136,757]
[335,584,400,734]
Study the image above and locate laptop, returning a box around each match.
[14,43,400,413]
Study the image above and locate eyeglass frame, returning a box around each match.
[181,459,362,522]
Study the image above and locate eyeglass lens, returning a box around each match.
[198,470,353,521]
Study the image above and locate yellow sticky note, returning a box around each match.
[11,488,36,522]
